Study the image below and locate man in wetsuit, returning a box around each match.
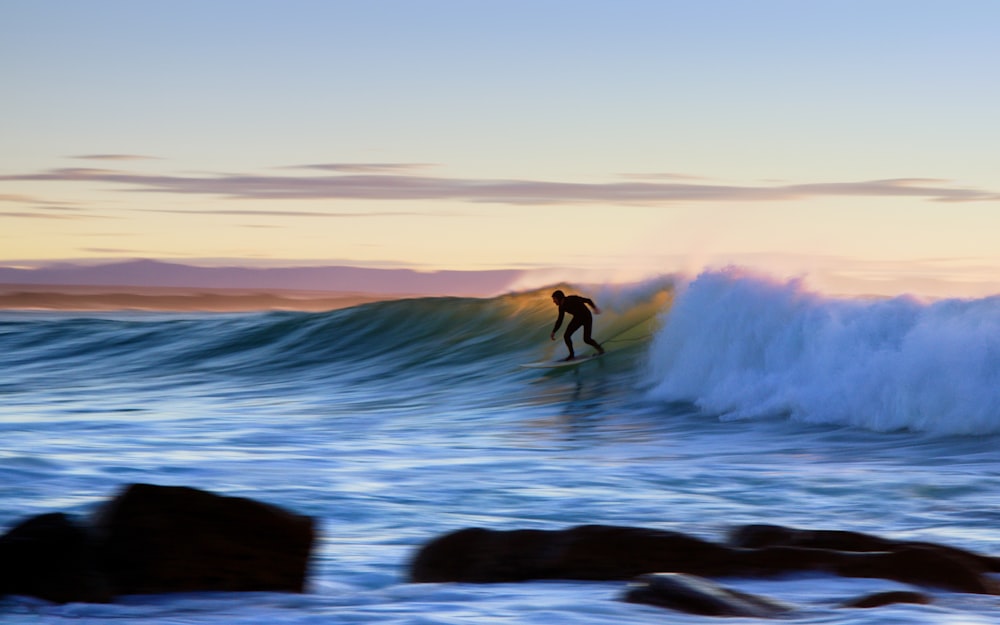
[550,290,605,361]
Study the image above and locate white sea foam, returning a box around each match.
[645,268,1000,435]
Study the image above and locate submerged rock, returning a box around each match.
[623,573,792,617]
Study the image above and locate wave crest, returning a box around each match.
[645,268,1000,435]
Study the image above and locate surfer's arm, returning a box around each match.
[550,309,565,338]
[583,298,601,315]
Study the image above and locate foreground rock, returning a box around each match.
[624,573,792,617]
[0,513,112,604]
[409,524,998,594]
[0,483,317,603]
[94,483,316,595]
[729,523,1000,572]
[624,574,932,616]
[841,590,932,609]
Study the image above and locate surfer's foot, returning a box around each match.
[562,355,576,362]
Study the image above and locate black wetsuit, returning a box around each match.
[552,295,603,358]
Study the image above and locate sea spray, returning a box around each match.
[645,268,1000,435]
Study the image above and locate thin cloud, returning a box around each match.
[0,210,82,220]
[0,193,81,208]
[146,208,431,218]
[0,193,38,203]
[2,166,997,205]
[619,172,711,181]
[0,196,98,218]
[73,154,161,161]
[290,163,435,173]
[80,247,145,254]
[785,179,1000,203]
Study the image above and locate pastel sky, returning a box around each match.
[3,0,999,296]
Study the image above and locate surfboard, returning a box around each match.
[520,352,605,369]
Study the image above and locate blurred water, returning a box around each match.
[2,277,1000,624]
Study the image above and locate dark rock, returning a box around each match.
[93,483,316,595]
[623,573,792,617]
[841,590,932,609]
[830,545,996,594]
[409,524,999,594]
[409,524,734,583]
[729,524,1000,572]
[0,512,113,604]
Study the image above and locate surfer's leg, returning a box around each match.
[563,317,583,359]
[581,317,605,354]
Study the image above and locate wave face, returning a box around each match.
[0,297,535,392]
[6,271,997,437]
[0,283,668,414]
[645,269,1000,435]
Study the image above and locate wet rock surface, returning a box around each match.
[0,484,317,604]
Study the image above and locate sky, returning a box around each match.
[2,0,999,296]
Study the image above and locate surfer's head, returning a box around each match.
[551,290,565,305]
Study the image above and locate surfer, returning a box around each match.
[550,290,605,361]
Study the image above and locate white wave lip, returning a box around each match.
[645,268,1000,435]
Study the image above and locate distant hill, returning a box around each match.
[0,260,525,297]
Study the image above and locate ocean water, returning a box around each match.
[2,268,1000,624]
